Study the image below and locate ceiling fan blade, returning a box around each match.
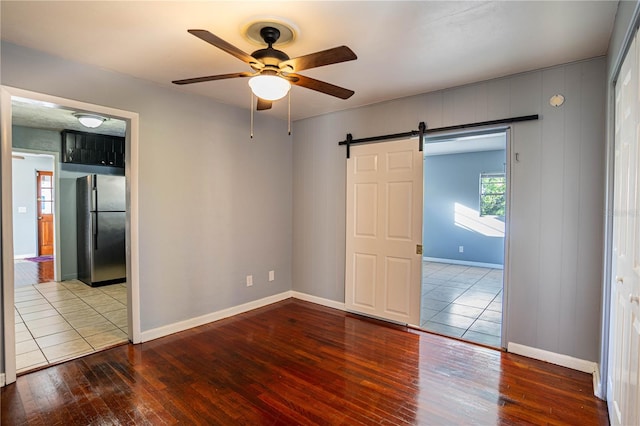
[290,74,355,99]
[187,29,263,68]
[172,71,254,85]
[280,46,357,72]
[256,98,273,111]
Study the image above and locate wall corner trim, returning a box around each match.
[507,342,600,394]
[140,291,292,343]
[593,364,604,400]
[0,373,5,387]
[291,291,346,311]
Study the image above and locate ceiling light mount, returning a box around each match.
[73,113,107,128]
[242,19,297,47]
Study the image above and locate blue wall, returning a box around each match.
[424,149,506,265]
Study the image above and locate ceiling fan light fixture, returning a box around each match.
[74,113,107,128]
[248,75,291,101]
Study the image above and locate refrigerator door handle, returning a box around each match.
[91,187,97,211]
[93,213,99,250]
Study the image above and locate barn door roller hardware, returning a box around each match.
[339,115,538,159]
[339,122,426,159]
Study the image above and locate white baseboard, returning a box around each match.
[140,291,347,344]
[140,291,292,342]
[508,342,600,398]
[507,342,598,375]
[291,291,346,311]
[423,257,504,270]
[1,373,5,387]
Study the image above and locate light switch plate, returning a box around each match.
[18,207,27,213]
[269,270,275,282]
[246,275,253,287]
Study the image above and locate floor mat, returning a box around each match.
[23,255,54,263]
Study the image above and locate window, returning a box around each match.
[479,172,505,217]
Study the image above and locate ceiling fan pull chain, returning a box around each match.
[250,91,254,139]
[288,91,291,136]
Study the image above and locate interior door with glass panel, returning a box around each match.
[36,170,54,256]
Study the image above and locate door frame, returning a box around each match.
[12,150,60,280]
[601,4,640,402]
[421,127,512,348]
[1,86,141,385]
[35,170,54,256]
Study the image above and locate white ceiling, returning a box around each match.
[11,98,127,136]
[425,132,506,156]
[1,1,618,127]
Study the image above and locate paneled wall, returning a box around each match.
[293,57,606,362]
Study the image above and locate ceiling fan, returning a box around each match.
[172,26,357,111]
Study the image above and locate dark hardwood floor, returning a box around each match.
[14,259,54,286]
[1,299,609,425]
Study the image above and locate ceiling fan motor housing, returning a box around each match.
[252,48,289,65]
[250,27,290,69]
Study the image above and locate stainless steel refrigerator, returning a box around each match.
[77,174,126,286]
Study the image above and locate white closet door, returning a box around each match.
[608,34,640,426]
[345,139,423,326]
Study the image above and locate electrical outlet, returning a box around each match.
[246,275,253,287]
[269,270,275,282]
[459,246,464,253]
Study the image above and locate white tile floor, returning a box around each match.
[421,262,503,347]
[14,280,128,373]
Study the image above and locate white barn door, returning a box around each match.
[608,34,640,426]
[345,139,422,326]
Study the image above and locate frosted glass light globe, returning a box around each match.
[248,75,291,101]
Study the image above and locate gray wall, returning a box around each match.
[11,155,54,257]
[58,170,90,281]
[12,127,61,155]
[424,149,505,265]
[59,176,77,280]
[1,41,293,340]
[293,57,606,363]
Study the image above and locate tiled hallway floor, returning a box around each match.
[421,262,503,347]
[14,280,129,374]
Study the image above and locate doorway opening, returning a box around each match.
[2,88,140,383]
[420,130,508,348]
[13,154,56,286]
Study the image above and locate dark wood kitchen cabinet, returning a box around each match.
[62,130,125,168]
